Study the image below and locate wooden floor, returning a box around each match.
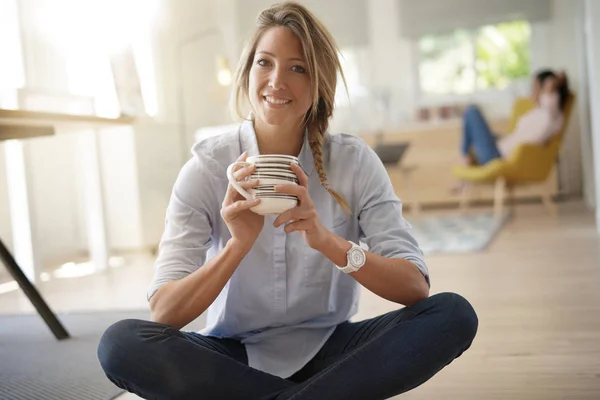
[1,201,599,399]
[398,201,600,400]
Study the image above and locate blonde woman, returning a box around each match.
[98,2,477,399]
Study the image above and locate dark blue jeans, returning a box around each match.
[462,105,502,164]
[98,292,477,400]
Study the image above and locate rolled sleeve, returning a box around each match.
[356,145,429,285]
[147,154,217,300]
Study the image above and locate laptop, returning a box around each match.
[373,142,410,166]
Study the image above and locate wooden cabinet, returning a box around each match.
[359,118,558,208]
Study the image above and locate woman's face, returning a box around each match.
[539,76,560,109]
[541,76,558,94]
[248,27,312,129]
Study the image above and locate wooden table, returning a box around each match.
[0,109,133,340]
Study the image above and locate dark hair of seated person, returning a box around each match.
[534,69,570,111]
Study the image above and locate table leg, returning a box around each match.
[0,237,70,340]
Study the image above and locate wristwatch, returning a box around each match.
[336,241,366,273]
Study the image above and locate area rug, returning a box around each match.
[410,212,512,255]
[0,310,205,400]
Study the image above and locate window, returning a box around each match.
[34,0,159,117]
[418,20,531,95]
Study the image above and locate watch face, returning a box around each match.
[349,247,365,267]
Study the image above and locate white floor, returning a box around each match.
[2,202,600,399]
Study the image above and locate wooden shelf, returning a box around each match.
[0,109,135,127]
[0,124,54,141]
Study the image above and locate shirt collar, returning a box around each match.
[239,118,314,176]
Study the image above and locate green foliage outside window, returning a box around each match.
[476,21,531,89]
[419,20,531,95]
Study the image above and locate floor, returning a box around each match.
[1,201,600,399]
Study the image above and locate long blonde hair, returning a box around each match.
[231,1,351,215]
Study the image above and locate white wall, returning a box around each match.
[583,0,600,229]
[128,0,223,249]
[130,118,185,249]
[577,0,596,209]
[366,0,415,123]
[98,126,145,251]
[235,0,370,47]
[543,0,584,198]
[25,132,85,263]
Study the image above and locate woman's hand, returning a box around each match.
[273,163,331,251]
[221,152,264,251]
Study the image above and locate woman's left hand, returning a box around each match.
[273,163,330,250]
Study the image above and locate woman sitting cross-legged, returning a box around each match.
[97,2,478,399]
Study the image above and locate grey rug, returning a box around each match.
[0,310,161,400]
[410,211,512,255]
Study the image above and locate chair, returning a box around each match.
[452,93,575,219]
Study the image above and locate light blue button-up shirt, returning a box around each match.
[148,120,428,378]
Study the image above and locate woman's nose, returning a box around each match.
[268,67,285,90]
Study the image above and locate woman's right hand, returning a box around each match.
[221,152,264,251]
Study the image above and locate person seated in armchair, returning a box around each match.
[458,69,569,169]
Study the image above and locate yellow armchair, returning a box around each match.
[452,94,575,218]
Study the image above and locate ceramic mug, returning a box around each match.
[226,154,300,215]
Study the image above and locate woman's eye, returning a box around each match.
[256,59,269,67]
[292,65,306,73]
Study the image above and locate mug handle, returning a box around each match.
[226,161,253,200]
